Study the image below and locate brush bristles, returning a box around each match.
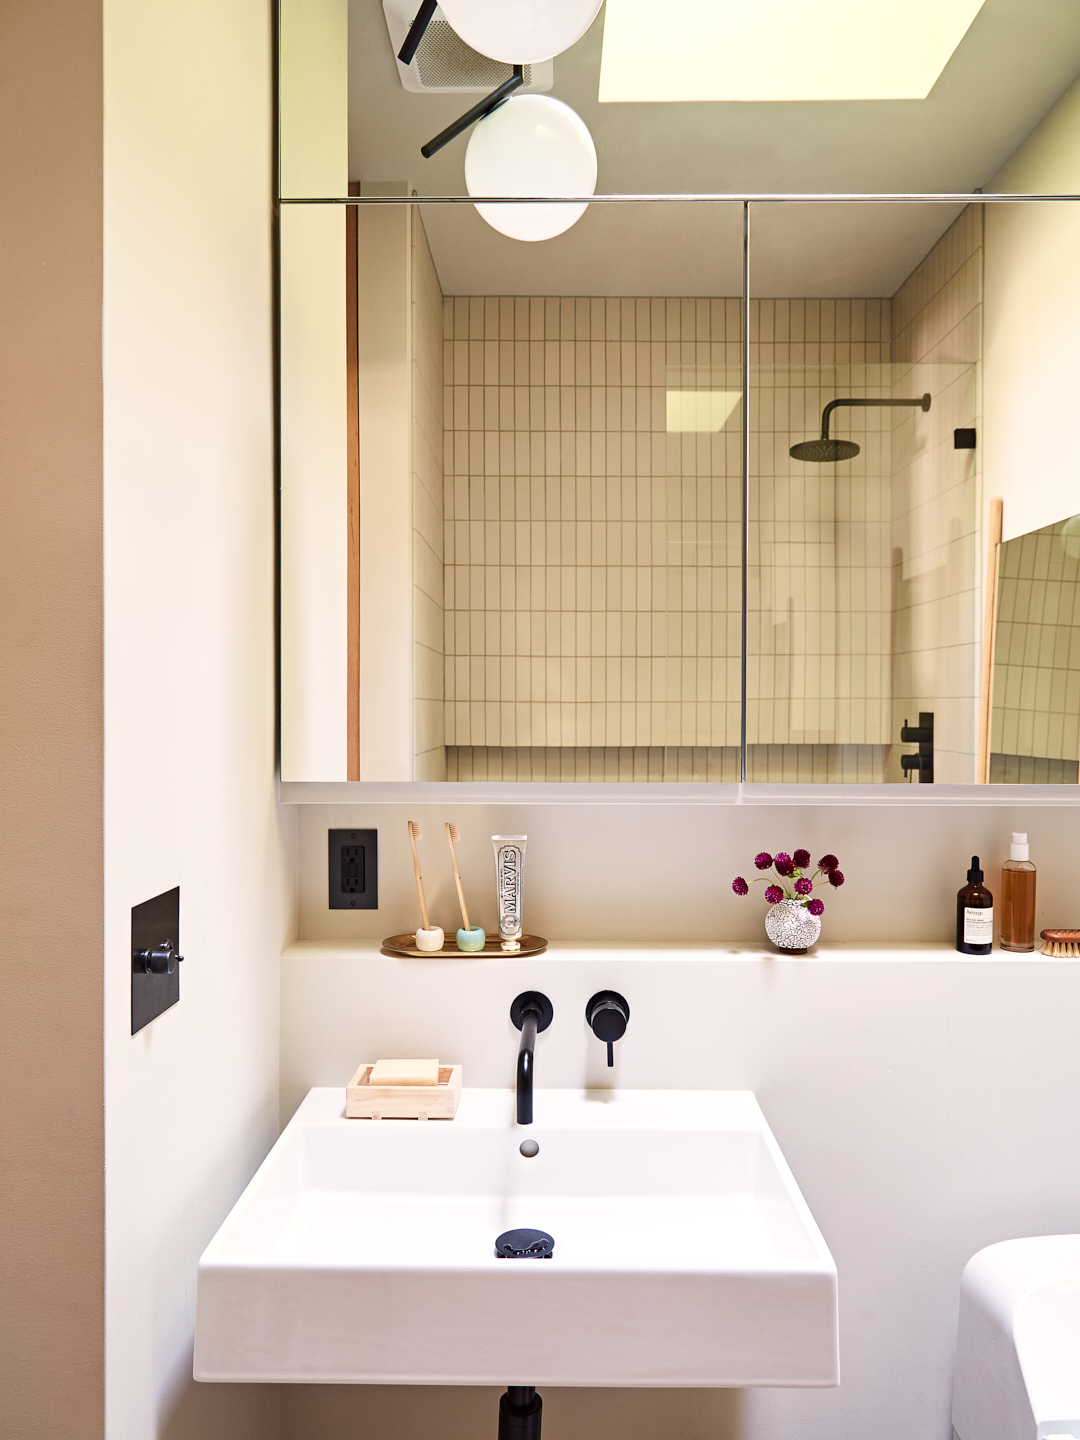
[1041,939,1080,957]
[408,820,421,840]
[446,822,460,841]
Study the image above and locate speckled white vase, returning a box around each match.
[764,898,821,954]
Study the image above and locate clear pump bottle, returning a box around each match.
[1000,832,1036,953]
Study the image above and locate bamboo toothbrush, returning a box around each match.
[407,821,431,932]
[445,822,471,930]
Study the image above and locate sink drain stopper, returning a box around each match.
[494,1227,554,1259]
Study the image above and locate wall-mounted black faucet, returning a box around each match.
[900,711,934,783]
[586,991,629,1067]
[510,992,553,1125]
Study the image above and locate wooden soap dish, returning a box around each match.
[345,1063,462,1120]
[381,933,548,958]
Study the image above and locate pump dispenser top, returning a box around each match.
[1009,832,1029,861]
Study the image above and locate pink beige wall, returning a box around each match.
[0,2,105,1436]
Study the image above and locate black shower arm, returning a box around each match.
[820,393,931,440]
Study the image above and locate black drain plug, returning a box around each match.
[494,1228,554,1259]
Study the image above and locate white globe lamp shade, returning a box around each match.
[438,0,602,64]
[464,95,597,243]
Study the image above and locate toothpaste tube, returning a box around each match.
[491,835,527,942]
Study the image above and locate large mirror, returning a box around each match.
[278,0,1080,786]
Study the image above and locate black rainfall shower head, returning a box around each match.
[789,393,931,463]
[790,437,861,463]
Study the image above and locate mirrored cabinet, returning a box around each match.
[278,0,1080,790]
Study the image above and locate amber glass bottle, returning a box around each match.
[1000,832,1036,952]
[956,856,993,955]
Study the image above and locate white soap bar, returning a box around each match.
[369,1058,440,1087]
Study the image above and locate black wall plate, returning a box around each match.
[131,886,180,1035]
[329,829,378,909]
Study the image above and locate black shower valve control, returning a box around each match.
[586,990,630,1067]
[900,710,934,784]
[133,939,184,975]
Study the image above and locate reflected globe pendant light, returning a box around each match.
[437,0,602,64]
[464,94,597,242]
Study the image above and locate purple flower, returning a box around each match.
[794,876,813,896]
[774,852,794,876]
[817,853,839,872]
[753,851,774,870]
[765,884,784,904]
[807,898,824,916]
[793,848,811,869]
[828,869,845,888]
[732,876,749,896]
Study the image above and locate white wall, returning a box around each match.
[279,943,1080,1440]
[103,2,295,1437]
[985,78,1080,543]
[282,792,1080,1440]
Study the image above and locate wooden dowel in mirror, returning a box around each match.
[977,496,1004,784]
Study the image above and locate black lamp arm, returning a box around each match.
[398,0,438,65]
[421,66,524,159]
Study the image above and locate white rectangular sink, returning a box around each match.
[194,1088,838,1387]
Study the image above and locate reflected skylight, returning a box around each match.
[666,390,742,432]
[599,0,987,103]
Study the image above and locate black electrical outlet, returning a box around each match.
[341,845,365,893]
[329,829,377,909]
[131,886,181,1035]
[954,427,977,449]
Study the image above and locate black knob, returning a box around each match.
[133,940,183,975]
[585,990,629,1067]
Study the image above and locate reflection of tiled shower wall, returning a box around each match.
[748,298,893,784]
[435,248,980,783]
[889,205,983,783]
[412,216,445,781]
[441,296,744,778]
[442,297,893,781]
[991,519,1080,774]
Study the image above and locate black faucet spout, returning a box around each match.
[509,991,553,1128]
[517,1010,539,1124]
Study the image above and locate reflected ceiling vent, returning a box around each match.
[383,0,553,94]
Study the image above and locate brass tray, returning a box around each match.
[381,933,548,958]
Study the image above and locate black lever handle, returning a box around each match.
[585,991,629,1067]
[900,723,932,743]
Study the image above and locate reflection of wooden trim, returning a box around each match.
[977,496,1004,783]
[346,182,360,779]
